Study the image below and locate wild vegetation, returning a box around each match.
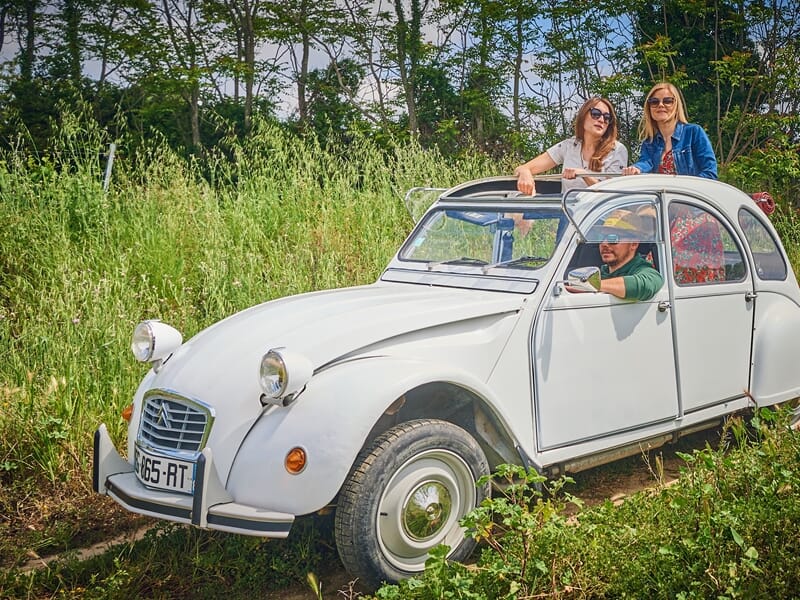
[0,114,499,577]
[376,411,800,599]
[0,106,799,598]
[2,1,799,171]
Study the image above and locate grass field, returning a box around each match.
[0,118,502,571]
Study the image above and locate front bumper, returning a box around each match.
[92,424,294,538]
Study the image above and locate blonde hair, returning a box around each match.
[638,82,689,141]
[574,97,619,172]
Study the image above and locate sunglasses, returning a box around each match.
[589,107,612,123]
[600,234,620,244]
[647,96,675,107]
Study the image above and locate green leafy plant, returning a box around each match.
[375,410,800,599]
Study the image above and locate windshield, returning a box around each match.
[399,207,567,271]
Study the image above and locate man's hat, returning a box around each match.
[593,209,646,241]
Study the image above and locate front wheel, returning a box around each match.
[334,419,490,589]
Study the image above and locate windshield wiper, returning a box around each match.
[427,256,489,270]
[482,255,549,273]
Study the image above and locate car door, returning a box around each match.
[532,199,679,451]
[666,197,754,413]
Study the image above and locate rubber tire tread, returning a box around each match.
[334,418,490,590]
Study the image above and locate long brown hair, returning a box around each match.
[638,82,689,141]
[574,97,619,172]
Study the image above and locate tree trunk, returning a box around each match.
[64,0,81,86]
[297,27,309,127]
[242,0,254,131]
[21,0,37,82]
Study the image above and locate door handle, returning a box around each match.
[745,291,757,302]
[658,300,670,312]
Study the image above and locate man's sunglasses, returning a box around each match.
[589,107,612,123]
[647,96,675,106]
[600,234,620,244]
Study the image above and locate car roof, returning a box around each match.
[439,174,757,219]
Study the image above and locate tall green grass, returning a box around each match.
[0,113,501,489]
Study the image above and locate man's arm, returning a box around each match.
[599,277,628,299]
[611,268,664,301]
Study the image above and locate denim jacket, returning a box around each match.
[632,122,718,179]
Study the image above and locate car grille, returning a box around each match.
[138,392,212,453]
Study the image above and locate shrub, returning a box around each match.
[376,410,800,599]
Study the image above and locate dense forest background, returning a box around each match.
[0,0,798,200]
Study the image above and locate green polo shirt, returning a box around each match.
[601,254,663,301]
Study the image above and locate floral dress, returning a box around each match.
[658,150,676,174]
[669,204,726,284]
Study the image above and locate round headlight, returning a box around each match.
[260,350,287,398]
[131,320,183,364]
[259,348,314,404]
[132,322,156,362]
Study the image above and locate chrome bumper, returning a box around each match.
[93,424,294,538]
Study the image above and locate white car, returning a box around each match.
[94,175,800,588]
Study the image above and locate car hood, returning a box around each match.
[135,282,526,478]
[148,282,525,399]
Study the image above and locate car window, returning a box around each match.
[581,199,660,244]
[738,208,787,280]
[399,207,566,270]
[669,202,745,285]
[567,200,662,274]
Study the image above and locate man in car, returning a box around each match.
[570,209,664,301]
[597,231,663,300]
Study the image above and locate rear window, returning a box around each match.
[738,209,787,280]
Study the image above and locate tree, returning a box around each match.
[200,0,284,133]
[303,57,367,141]
[630,0,799,164]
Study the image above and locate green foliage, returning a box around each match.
[722,139,800,208]
[375,412,800,598]
[0,106,498,505]
[0,517,338,599]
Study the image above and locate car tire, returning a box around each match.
[334,418,491,589]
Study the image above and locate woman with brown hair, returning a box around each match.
[622,81,717,178]
[514,97,628,195]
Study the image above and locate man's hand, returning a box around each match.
[566,280,597,293]
[567,266,600,293]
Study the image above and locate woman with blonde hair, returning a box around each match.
[624,82,722,284]
[622,82,717,178]
[514,96,628,195]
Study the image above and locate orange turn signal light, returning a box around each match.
[285,447,307,474]
[121,403,134,422]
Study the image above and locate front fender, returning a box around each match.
[225,356,508,516]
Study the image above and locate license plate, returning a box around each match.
[134,446,195,494]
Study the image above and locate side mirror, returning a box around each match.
[568,266,601,292]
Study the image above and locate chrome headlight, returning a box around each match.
[259,348,313,406]
[131,320,183,366]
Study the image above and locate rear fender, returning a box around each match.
[751,293,800,404]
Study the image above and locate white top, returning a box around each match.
[547,137,628,192]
